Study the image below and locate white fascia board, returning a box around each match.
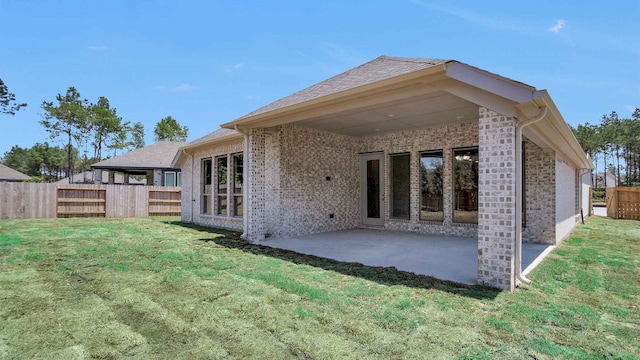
[517,91,593,170]
[170,151,183,169]
[445,62,536,104]
[539,92,593,170]
[434,78,518,117]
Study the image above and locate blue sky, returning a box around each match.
[1,0,638,158]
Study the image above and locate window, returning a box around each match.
[453,148,479,224]
[232,153,243,216]
[216,156,228,216]
[177,172,182,187]
[420,151,443,221]
[164,172,176,187]
[390,153,410,219]
[202,159,212,214]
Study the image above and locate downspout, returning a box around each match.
[515,105,548,286]
[235,125,249,240]
[181,149,195,223]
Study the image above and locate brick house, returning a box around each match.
[91,141,184,186]
[173,56,592,290]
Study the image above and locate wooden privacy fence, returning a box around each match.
[606,187,640,221]
[0,183,181,219]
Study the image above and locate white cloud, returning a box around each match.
[171,83,195,92]
[155,83,195,92]
[410,0,522,32]
[88,45,108,51]
[547,19,566,33]
[225,63,246,72]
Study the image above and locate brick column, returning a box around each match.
[477,108,517,290]
[246,128,266,242]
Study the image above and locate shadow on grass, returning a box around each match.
[167,221,500,300]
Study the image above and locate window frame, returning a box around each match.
[164,171,176,187]
[215,155,228,216]
[452,147,479,224]
[419,150,444,222]
[389,152,411,220]
[201,158,212,215]
[231,153,243,217]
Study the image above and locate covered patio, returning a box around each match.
[265,229,551,285]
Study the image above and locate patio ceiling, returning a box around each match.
[295,90,479,137]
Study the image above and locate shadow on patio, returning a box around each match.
[170,222,501,300]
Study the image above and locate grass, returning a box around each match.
[0,216,638,359]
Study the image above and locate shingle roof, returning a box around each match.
[183,128,239,148]
[237,56,448,119]
[0,163,31,181]
[91,141,184,170]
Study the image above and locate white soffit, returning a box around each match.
[297,90,479,136]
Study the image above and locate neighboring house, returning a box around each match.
[594,172,617,188]
[173,56,592,290]
[92,142,184,187]
[0,163,31,182]
[54,171,147,185]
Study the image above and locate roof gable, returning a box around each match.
[0,163,31,181]
[183,128,239,148]
[239,56,448,119]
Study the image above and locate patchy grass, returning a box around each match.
[0,216,638,359]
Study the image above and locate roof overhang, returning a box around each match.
[216,60,591,170]
[171,132,244,168]
[517,92,594,170]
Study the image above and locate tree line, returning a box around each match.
[572,108,640,188]
[1,79,189,182]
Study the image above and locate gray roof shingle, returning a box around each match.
[183,128,239,148]
[237,56,448,119]
[0,163,31,181]
[91,141,184,170]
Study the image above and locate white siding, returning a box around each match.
[581,170,592,217]
[555,154,578,243]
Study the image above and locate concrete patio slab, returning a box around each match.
[264,229,550,285]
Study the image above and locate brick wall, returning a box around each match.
[258,121,480,239]
[522,139,556,244]
[477,108,516,290]
[246,128,266,241]
[264,132,282,237]
[359,122,479,237]
[181,140,244,231]
[274,124,361,238]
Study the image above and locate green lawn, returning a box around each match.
[0,216,638,359]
